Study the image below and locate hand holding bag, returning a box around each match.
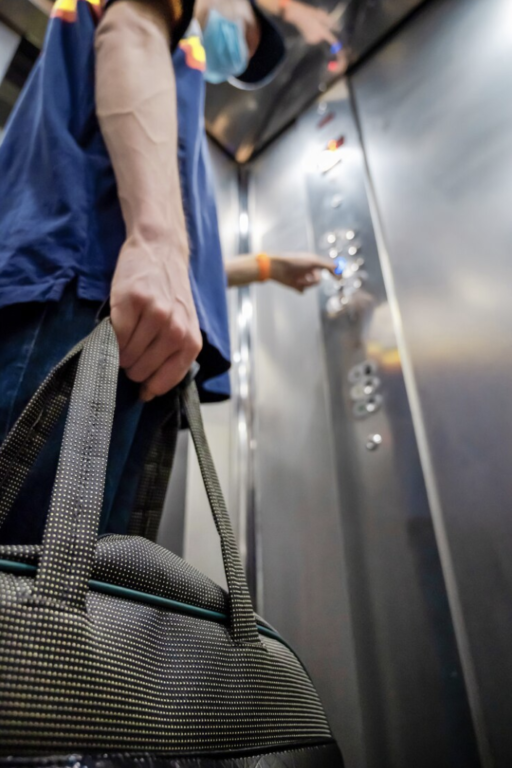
[0,320,344,767]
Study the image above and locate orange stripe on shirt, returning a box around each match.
[52,0,103,23]
[179,36,206,72]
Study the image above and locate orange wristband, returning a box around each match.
[256,252,272,282]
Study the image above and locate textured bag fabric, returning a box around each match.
[0,321,343,766]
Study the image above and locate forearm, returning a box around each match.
[95,0,188,257]
[256,0,302,27]
[225,255,262,287]
[226,252,335,292]
[256,0,281,16]
[94,0,201,400]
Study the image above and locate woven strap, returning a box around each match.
[0,337,88,529]
[182,382,261,645]
[33,319,119,609]
[0,322,260,644]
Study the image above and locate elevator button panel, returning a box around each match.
[348,361,383,420]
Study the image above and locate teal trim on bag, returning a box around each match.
[0,558,284,646]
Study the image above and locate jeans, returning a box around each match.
[0,285,172,545]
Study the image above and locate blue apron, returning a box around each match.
[0,0,231,399]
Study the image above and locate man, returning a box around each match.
[0,0,336,542]
[0,0,288,543]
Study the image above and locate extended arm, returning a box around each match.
[95,0,202,401]
[257,0,338,46]
[226,253,335,292]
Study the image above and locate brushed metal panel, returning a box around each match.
[352,0,512,764]
[249,78,478,766]
[305,80,477,768]
[0,23,19,84]
[249,119,364,768]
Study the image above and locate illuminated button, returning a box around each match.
[334,257,347,274]
[366,434,382,451]
[346,230,356,240]
[327,232,336,244]
[348,246,358,256]
[331,195,343,209]
[329,248,339,259]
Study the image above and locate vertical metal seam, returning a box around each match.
[348,81,493,768]
[232,165,261,611]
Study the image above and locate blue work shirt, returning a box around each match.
[0,0,231,400]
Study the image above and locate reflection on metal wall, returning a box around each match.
[352,1,512,764]
[205,0,427,161]
[248,77,479,766]
[248,120,364,768]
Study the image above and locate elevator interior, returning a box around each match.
[1,1,512,767]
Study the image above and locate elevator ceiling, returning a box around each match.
[0,0,427,161]
[205,0,427,161]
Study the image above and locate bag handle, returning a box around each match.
[0,336,87,528]
[0,321,261,645]
[32,319,119,609]
[181,382,260,644]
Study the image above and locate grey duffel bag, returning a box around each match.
[0,319,344,767]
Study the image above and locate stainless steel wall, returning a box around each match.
[247,76,477,767]
[352,1,512,764]
[248,121,364,768]
[0,22,19,84]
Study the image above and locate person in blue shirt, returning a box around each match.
[0,0,285,543]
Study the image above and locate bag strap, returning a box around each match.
[0,339,177,543]
[0,337,88,529]
[0,321,261,645]
[32,319,119,609]
[182,382,261,645]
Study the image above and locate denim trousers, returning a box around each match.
[0,285,172,545]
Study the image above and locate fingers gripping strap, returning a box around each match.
[33,320,119,609]
[181,382,261,646]
[0,338,88,530]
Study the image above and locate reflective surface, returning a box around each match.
[0,0,50,49]
[248,122,364,768]
[248,78,479,767]
[353,1,512,763]
[205,0,426,160]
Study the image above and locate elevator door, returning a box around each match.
[248,77,478,767]
[353,0,512,764]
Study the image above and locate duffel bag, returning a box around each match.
[0,319,344,767]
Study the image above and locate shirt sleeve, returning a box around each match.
[104,0,195,50]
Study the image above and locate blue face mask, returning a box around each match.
[203,9,249,84]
